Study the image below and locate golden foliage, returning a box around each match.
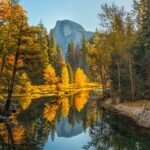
[58,60,66,69]
[20,96,31,110]
[43,64,57,84]
[13,4,26,17]
[12,127,24,143]
[74,68,88,85]
[61,66,69,85]
[0,126,25,144]
[44,103,58,122]
[58,97,70,118]
[0,1,26,21]
[0,0,11,20]
[74,91,89,112]
[0,117,24,144]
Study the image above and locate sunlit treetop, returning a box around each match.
[0,0,26,21]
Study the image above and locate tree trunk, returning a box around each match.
[100,66,106,98]
[129,61,135,101]
[117,59,121,100]
[0,55,6,81]
[0,2,12,82]
[4,16,23,114]
[4,50,19,114]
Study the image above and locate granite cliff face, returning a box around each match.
[53,20,94,54]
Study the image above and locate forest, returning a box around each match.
[0,0,150,110]
[0,0,150,149]
[0,0,149,114]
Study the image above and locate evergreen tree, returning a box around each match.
[66,61,73,84]
[37,20,49,65]
[134,0,150,98]
[81,36,89,75]
[56,44,63,75]
[3,3,31,113]
[56,44,63,62]
[48,30,57,67]
[66,41,76,71]
[23,26,49,84]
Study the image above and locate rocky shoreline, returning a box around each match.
[101,99,150,129]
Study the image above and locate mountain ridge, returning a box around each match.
[53,20,94,53]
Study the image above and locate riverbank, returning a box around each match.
[101,99,150,128]
[0,83,101,100]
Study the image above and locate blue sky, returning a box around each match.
[20,0,133,32]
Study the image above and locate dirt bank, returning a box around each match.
[101,99,150,128]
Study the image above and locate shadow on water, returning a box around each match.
[0,90,150,150]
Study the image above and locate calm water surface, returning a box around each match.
[0,90,150,150]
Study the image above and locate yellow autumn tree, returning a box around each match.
[74,68,88,85]
[61,66,69,85]
[19,72,32,110]
[21,73,31,93]
[43,64,57,84]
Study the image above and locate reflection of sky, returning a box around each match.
[20,0,133,32]
[44,129,90,150]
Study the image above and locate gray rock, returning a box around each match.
[53,20,94,54]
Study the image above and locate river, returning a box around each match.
[0,90,150,150]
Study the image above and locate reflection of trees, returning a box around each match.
[1,94,149,150]
[0,123,16,150]
[43,97,70,141]
[58,97,70,118]
[0,119,24,150]
[83,110,150,150]
[82,100,99,131]
[44,103,58,122]
[74,92,89,112]
[68,92,100,131]
[19,96,31,110]
[44,97,70,123]
[83,120,113,150]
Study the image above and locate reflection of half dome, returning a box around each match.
[56,118,83,138]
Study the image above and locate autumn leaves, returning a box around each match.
[44,91,89,122]
[43,62,88,88]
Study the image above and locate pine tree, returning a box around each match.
[81,36,89,75]
[134,0,150,98]
[48,30,57,67]
[37,20,49,65]
[66,61,73,84]
[56,44,63,62]
[55,44,63,76]
[4,3,30,113]
[66,41,76,71]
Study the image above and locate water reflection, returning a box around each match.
[0,90,150,150]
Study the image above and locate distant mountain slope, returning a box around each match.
[53,20,94,54]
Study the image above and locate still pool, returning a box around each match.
[0,90,150,150]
